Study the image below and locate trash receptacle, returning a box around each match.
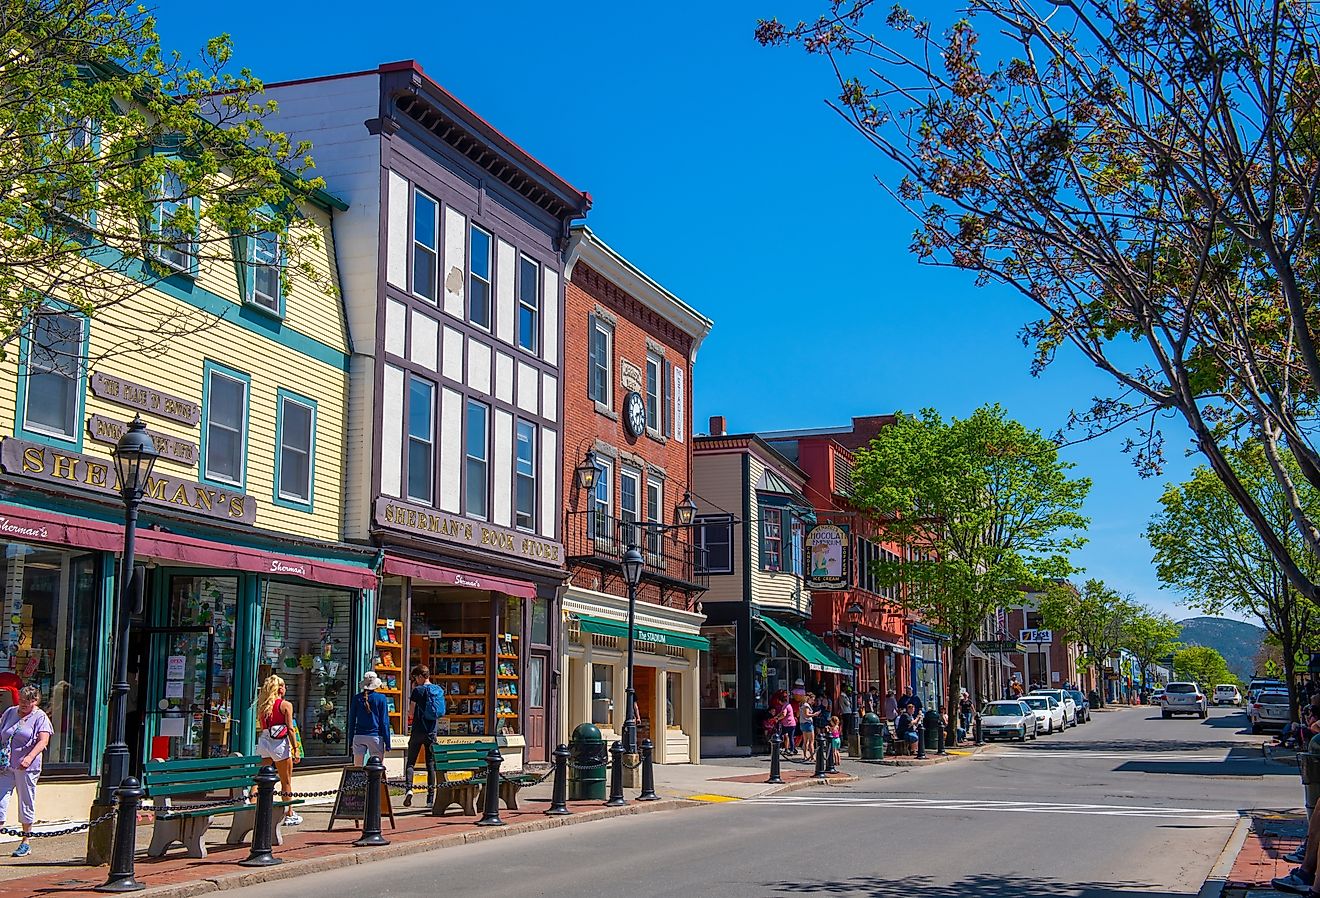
[1303,734,1320,816]
[860,712,885,761]
[923,709,940,750]
[568,722,608,801]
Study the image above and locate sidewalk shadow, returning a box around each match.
[767,872,1186,897]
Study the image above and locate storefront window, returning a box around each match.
[700,626,737,709]
[666,671,681,727]
[0,545,98,767]
[260,581,355,759]
[530,599,548,646]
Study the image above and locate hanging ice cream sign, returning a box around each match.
[805,523,850,591]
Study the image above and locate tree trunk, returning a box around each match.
[1282,632,1300,724]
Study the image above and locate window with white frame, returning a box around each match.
[248,228,281,313]
[645,352,661,432]
[465,399,489,518]
[695,518,732,574]
[645,476,662,556]
[590,458,612,540]
[517,255,539,352]
[413,190,438,302]
[53,117,93,219]
[759,505,782,572]
[620,467,640,546]
[588,315,612,406]
[515,420,536,531]
[407,375,434,504]
[204,369,247,486]
[152,169,193,272]
[469,225,492,329]
[22,312,83,440]
[789,516,805,577]
[277,394,314,504]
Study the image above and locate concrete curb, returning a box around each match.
[763,774,859,796]
[137,799,700,897]
[1198,815,1252,898]
[858,744,987,767]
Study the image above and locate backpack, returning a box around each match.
[418,683,445,728]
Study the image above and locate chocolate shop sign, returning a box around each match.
[373,497,563,568]
[0,438,255,524]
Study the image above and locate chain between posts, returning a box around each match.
[0,805,117,838]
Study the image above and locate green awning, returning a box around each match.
[757,615,851,675]
[575,614,709,651]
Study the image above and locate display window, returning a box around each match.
[0,544,99,768]
[260,581,355,759]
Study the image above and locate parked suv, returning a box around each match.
[1030,688,1078,727]
[1162,682,1208,719]
[1213,685,1242,706]
[1248,690,1291,734]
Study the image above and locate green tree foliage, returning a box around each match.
[1174,646,1237,690]
[1148,443,1319,716]
[757,1,1320,609]
[1121,607,1183,694]
[852,404,1089,737]
[1037,580,1136,707]
[0,0,329,357]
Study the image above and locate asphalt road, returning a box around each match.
[226,704,1299,897]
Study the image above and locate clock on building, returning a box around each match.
[623,391,646,438]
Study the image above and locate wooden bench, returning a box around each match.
[429,741,496,817]
[141,755,303,858]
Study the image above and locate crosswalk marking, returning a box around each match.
[746,795,1240,820]
[981,749,1236,761]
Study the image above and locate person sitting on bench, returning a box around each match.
[896,702,921,752]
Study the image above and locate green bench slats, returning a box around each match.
[144,755,257,773]
[145,775,263,796]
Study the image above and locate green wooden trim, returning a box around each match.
[14,303,90,452]
[90,552,114,769]
[234,574,260,756]
[574,614,708,651]
[145,775,261,795]
[143,767,261,787]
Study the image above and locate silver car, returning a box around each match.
[979,700,1039,742]
[1161,682,1208,719]
[1249,690,1291,734]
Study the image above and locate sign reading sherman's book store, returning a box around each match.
[373,496,563,567]
[0,438,255,524]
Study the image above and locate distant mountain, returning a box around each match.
[1176,617,1266,681]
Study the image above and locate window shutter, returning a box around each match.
[587,313,598,400]
[662,357,672,437]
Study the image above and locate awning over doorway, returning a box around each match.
[758,615,851,675]
[381,555,537,599]
[575,614,708,651]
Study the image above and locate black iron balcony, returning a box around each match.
[565,510,709,593]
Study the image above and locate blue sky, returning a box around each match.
[156,1,1218,622]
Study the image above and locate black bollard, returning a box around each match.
[95,778,143,892]
[545,743,570,816]
[476,746,506,827]
[354,755,390,846]
[604,741,627,807]
[239,764,282,867]
[813,731,828,779]
[974,713,984,746]
[767,730,785,784]
[638,739,659,801]
[916,725,927,760]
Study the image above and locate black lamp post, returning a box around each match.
[89,416,158,860]
[620,545,644,754]
[104,416,158,796]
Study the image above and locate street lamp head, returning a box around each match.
[112,415,159,501]
[621,545,645,588]
[675,491,697,527]
[575,449,599,492]
[846,601,865,622]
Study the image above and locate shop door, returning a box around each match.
[526,652,547,762]
[146,575,239,760]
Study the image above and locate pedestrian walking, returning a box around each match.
[349,671,393,767]
[799,693,816,762]
[403,665,444,807]
[958,691,974,738]
[779,691,798,755]
[827,716,843,768]
[256,675,302,826]
[0,687,51,857]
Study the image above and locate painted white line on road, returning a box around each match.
[982,751,1237,761]
[747,795,1241,820]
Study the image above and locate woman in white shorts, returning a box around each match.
[256,675,302,825]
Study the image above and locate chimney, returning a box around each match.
[709,415,726,437]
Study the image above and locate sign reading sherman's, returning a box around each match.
[1,438,255,524]
[86,415,198,467]
[373,496,563,568]
[90,371,201,427]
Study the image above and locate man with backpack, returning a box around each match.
[403,665,445,808]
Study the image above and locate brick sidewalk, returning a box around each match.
[0,794,694,897]
[1224,812,1307,891]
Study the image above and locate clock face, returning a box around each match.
[624,391,646,437]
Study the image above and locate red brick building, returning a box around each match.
[558,225,713,762]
